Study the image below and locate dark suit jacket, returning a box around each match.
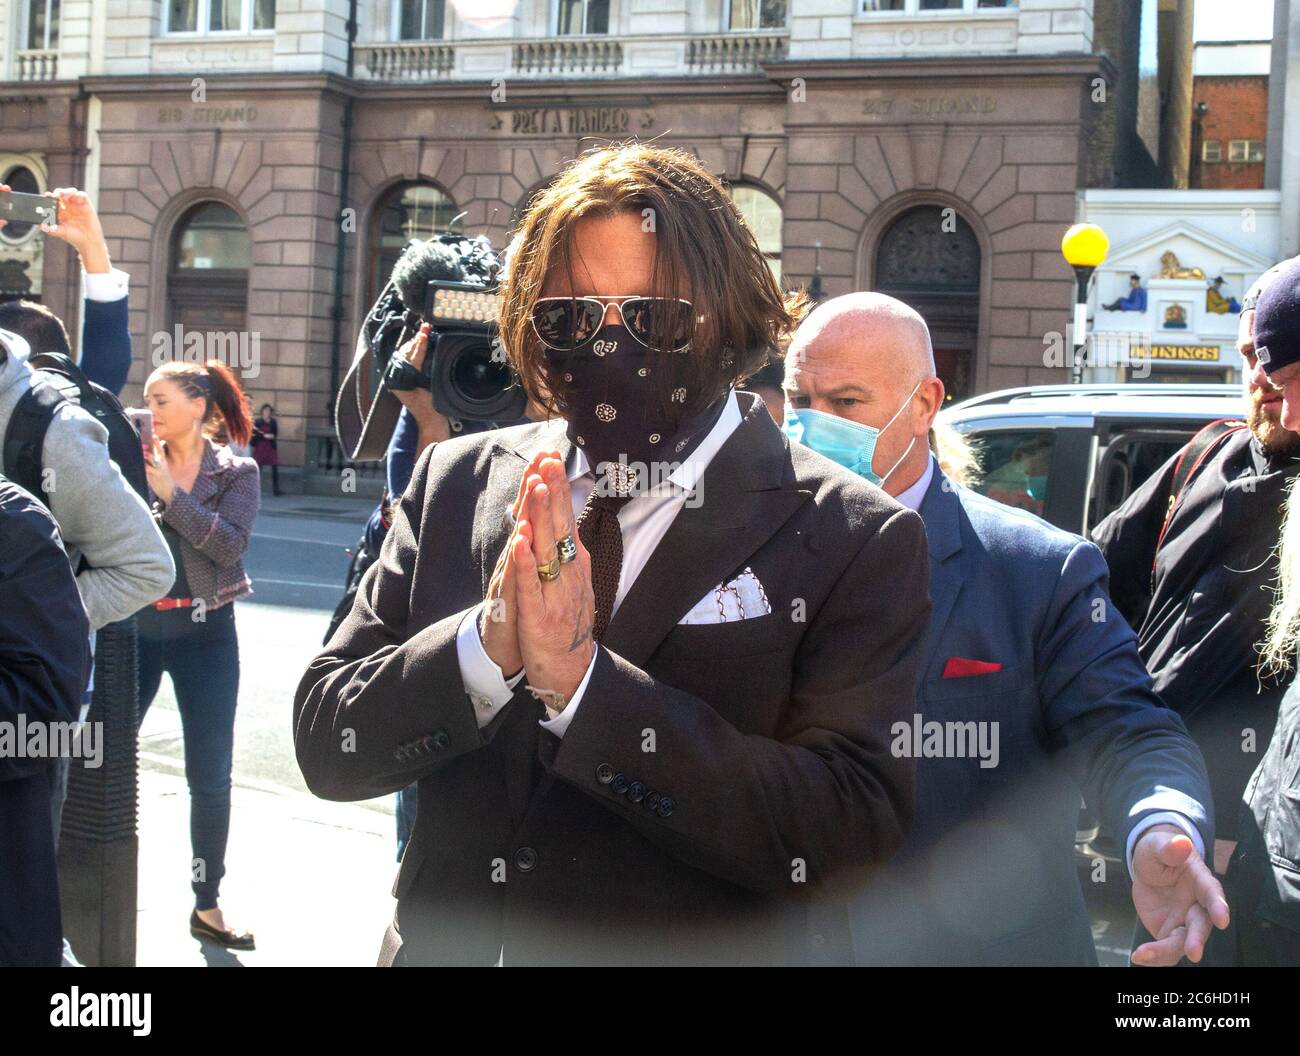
[0,477,90,966]
[842,465,1214,966]
[295,391,932,965]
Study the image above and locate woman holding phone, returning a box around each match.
[139,358,261,950]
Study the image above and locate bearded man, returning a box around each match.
[1093,256,1300,884]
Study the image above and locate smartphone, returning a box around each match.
[126,407,154,455]
[0,190,58,227]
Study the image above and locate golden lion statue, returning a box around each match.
[1159,251,1206,280]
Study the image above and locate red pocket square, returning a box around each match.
[942,657,1003,679]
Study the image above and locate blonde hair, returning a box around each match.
[1259,474,1300,676]
[930,419,982,488]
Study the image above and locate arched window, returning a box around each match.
[367,182,461,307]
[167,202,251,346]
[728,183,783,286]
[875,205,980,402]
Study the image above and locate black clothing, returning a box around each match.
[1093,428,1300,839]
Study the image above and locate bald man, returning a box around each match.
[785,292,1225,967]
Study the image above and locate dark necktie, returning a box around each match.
[576,490,633,641]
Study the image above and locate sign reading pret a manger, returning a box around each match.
[501,107,638,135]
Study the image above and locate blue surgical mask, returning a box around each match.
[782,381,922,487]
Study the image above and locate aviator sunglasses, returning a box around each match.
[530,295,697,354]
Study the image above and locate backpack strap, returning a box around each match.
[1,380,66,500]
[1151,418,1246,582]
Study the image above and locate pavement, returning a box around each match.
[127,486,401,967]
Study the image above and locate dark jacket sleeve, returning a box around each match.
[293,443,495,800]
[547,507,931,899]
[0,491,91,782]
[79,295,132,396]
[1037,540,1214,872]
[1090,448,1180,628]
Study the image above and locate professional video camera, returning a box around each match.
[335,232,529,461]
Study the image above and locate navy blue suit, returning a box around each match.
[844,462,1214,966]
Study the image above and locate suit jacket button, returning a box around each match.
[431,730,450,751]
[610,773,629,794]
[514,846,537,872]
[644,791,661,810]
[656,796,674,818]
[627,781,646,803]
[596,763,615,785]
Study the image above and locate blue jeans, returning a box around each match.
[137,603,240,912]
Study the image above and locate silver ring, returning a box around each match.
[557,535,577,563]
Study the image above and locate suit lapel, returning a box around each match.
[917,467,965,680]
[599,392,811,669]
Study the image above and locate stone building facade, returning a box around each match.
[1,0,1190,485]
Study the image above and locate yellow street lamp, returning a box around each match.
[1061,223,1109,384]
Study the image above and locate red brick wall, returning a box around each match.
[1191,76,1268,189]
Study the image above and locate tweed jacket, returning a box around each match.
[154,440,260,608]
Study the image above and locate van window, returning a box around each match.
[971,431,1054,518]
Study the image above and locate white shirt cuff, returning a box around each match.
[1125,811,1206,875]
[538,645,598,739]
[456,603,524,729]
[83,267,130,302]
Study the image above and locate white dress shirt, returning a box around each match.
[456,388,744,737]
[893,454,1206,875]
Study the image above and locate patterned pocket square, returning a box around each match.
[678,567,773,624]
[942,657,1003,679]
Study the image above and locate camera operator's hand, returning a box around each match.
[478,451,556,678]
[394,322,451,449]
[41,188,112,274]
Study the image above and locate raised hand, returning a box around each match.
[478,450,557,678]
[510,455,596,713]
[1130,824,1230,966]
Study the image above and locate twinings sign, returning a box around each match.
[505,107,631,135]
[862,95,997,117]
[1131,345,1222,362]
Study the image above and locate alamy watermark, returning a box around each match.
[151,325,261,379]
[0,717,102,768]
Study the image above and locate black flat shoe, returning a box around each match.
[190,910,256,950]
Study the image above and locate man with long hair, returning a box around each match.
[295,143,932,965]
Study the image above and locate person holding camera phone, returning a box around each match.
[138,359,261,951]
[0,184,133,397]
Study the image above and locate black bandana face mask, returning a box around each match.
[547,325,727,496]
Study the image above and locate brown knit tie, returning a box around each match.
[576,491,633,641]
